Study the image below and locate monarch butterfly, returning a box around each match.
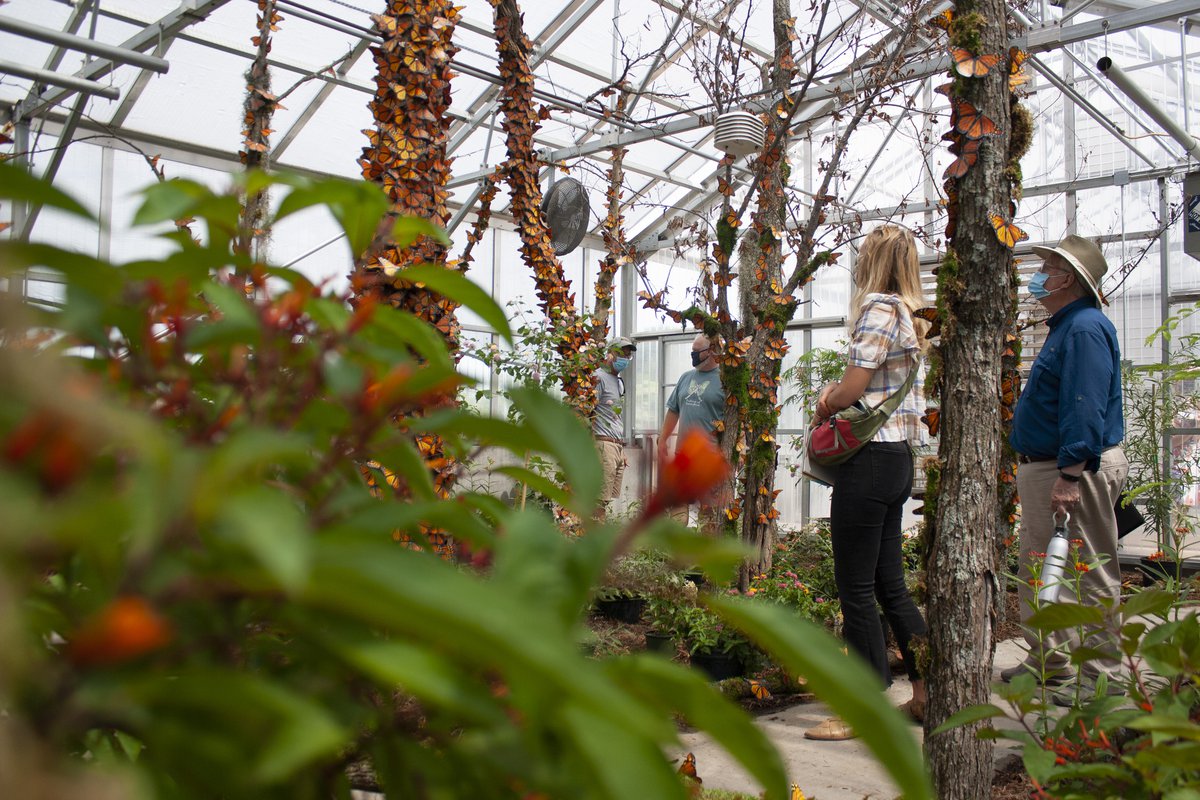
[678,753,702,783]
[1003,332,1019,358]
[928,9,953,31]
[952,48,1002,78]
[1009,47,1030,90]
[952,99,999,139]
[943,138,981,180]
[921,407,941,438]
[748,679,772,700]
[989,213,1029,248]
[913,306,942,340]
[934,81,954,98]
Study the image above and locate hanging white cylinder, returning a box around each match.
[712,110,766,157]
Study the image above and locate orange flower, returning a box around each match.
[644,429,730,516]
[67,596,172,667]
[1148,550,1166,561]
[1074,561,1090,573]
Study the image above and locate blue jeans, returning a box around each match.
[830,441,927,686]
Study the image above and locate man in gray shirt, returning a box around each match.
[659,333,726,528]
[592,336,636,517]
[659,333,724,459]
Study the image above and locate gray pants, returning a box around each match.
[1014,447,1128,678]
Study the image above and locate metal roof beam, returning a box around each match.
[0,59,120,102]
[1017,0,1200,50]
[11,0,233,123]
[0,15,170,73]
[273,38,372,161]
[448,0,606,154]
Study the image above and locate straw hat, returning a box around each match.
[1031,234,1108,305]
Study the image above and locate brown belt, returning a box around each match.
[596,436,624,445]
[1017,454,1055,464]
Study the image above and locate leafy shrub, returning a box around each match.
[0,163,932,800]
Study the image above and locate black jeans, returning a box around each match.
[830,441,927,686]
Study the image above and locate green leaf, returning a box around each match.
[363,306,455,373]
[510,387,603,517]
[1121,588,1178,621]
[1127,715,1200,740]
[494,465,572,509]
[560,702,689,800]
[390,216,451,249]
[1026,602,1106,632]
[302,540,675,744]
[399,264,511,343]
[214,488,313,594]
[0,160,94,220]
[133,178,212,225]
[706,598,933,800]
[608,656,788,800]
[275,178,389,257]
[318,631,507,726]
[639,518,748,584]
[369,441,438,503]
[1022,740,1058,784]
[930,703,1008,735]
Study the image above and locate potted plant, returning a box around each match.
[680,604,758,681]
[642,574,694,654]
[594,549,675,623]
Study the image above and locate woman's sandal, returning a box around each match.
[804,717,856,741]
[898,698,926,724]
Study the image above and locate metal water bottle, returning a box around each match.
[1038,512,1071,604]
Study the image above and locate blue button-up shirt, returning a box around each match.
[1010,297,1124,471]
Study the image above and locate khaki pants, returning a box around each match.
[598,439,625,504]
[1015,447,1128,678]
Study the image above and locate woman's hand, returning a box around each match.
[815,382,838,421]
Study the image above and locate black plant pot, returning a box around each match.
[595,596,646,624]
[1137,556,1186,584]
[644,631,674,654]
[689,649,743,681]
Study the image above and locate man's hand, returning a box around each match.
[657,437,671,464]
[1050,476,1081,515]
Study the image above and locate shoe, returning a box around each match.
[804,717,856,741]
[898,698,925,724]
[999,662,1075,686]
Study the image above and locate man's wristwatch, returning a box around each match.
[1058,471,1080,483]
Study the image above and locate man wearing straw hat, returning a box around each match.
[1003,234,1128,698]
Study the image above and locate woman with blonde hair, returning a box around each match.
[805,225,930,741]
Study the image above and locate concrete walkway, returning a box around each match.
[677,638,1031,799]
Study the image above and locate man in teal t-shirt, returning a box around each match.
[659,334,725,528]
[659,333,724,460]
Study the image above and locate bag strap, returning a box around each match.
[872,356,918,417]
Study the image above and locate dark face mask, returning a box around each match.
[691,349,707,367]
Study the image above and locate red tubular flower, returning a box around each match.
[644,428,730,517]
[67,596,172,667]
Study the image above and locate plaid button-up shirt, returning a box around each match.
[847,293,928,445]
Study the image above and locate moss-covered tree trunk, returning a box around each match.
[355,0,461,559]
[731,0,797,583]
[492,0,596,415]
[924,1,1020,794]
[237,0,281,262]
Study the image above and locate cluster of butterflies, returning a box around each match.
[932,10,1031,251]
